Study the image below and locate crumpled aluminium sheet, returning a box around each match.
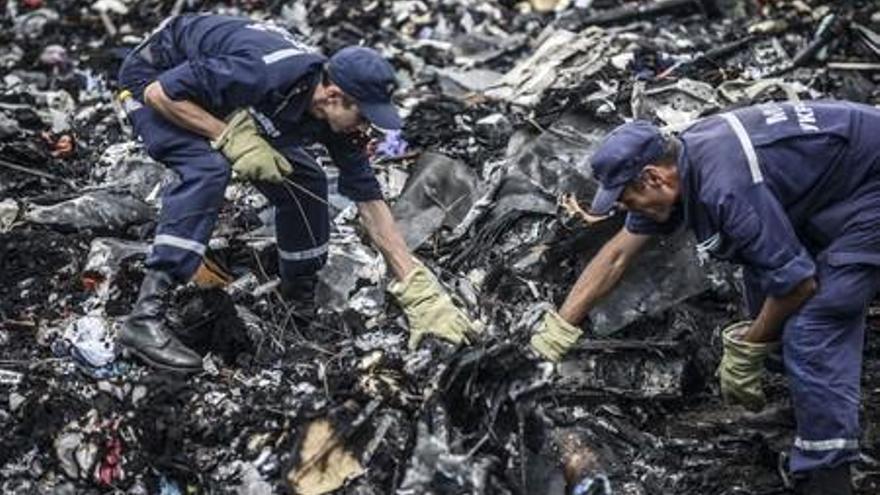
[391,152,479,249]
[316,232,385,313]
[4,1,880,493]
[603,232,722,338]
[60,314,116,368]
[486,26,616,107]
[23,191,155,231]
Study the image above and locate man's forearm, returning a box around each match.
[745,277,817,343]
[557,229,649,325]
[143,81,226,140]
[357,199,416,281]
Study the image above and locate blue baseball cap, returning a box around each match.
[589,120,666,214]
[327,46,401,130]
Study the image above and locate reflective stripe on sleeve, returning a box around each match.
[263,48,301,65]
[719,113,764,184]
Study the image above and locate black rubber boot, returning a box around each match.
[118,270,202,372]
[280,274,318,321]
[795,464,853,495]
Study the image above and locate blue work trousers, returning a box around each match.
[118,54,329,283]
[744,250,880,473]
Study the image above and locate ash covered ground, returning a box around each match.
[2,0,880,493]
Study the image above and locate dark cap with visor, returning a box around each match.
[327,46,401,130]
[589,120,667,214]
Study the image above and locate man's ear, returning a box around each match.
[644,164,675,188]
[641,165,663,188]
[324,85,345,101]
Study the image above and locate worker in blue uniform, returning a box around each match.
[527,100,880,494]
[116,14,477,373]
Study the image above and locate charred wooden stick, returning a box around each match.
[0,157,76,188]
[578,0,720,27]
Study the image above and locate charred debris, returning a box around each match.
[2,0,880,493]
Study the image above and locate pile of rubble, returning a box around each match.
[2,0,880,493]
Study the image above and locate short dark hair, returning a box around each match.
[627,136,680,192]
[321,67,333,86]
[658,136,680,167]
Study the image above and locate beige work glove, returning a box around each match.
[388,261,479,350]
[718,321,780,412]
[529,309,583,362]
[211,109,293,183]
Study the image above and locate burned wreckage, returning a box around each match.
[2,0,880,493]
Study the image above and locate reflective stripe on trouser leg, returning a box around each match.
[254,146,329,280]
[127,100,231,282]
[784,259,880,473]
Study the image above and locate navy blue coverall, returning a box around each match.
[117,14,383,283]
[628,100,880,473]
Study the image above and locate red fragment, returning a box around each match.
[40,131,77,159]
[96,436,124,486]
[80,274,103,292]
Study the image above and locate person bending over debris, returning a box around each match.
[529,100,880,494]
[116,14,477,373]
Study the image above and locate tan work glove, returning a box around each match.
[718,321,780,412]
[211,109,293,183]
[529,309,583,362]
[388,262,479,350]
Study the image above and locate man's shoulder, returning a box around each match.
[681,117,754,191]
[166,13,250,36]
[176,15,324,61]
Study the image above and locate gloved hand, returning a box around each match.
[211,109,293,183]
[388,261,479,350]
[718,321,780,412]
[529,309,583,362]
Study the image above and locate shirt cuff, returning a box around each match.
[339,175,384,202]
[156,63,199,102]
[625,212,679,235]
[761,250,816,296]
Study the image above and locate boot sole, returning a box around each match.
[122,346,202,374]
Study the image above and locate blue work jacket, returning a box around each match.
[628,101,880,297]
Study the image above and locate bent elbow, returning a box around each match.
[143,82,163,109]
[792,277,818,301]
[801,277,818,298]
